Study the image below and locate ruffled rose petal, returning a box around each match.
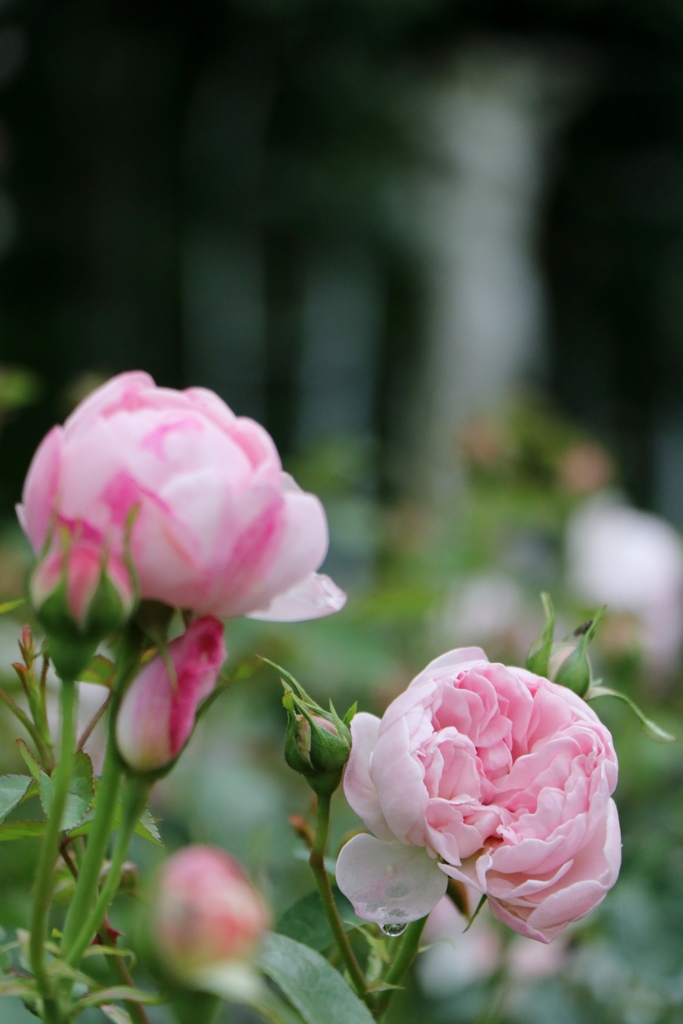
[335,834,447,927]
[344,713,394,841]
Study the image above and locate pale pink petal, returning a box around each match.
[335,834,447,926]
[19,426,64,550]
[408,648,489,689]
[343,713,393,841]
[246,573,346,622]
[371,715,429,845]
[64,371,155,433]
[228,482,329,616]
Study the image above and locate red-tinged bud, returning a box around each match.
[30,534,137,678]
[151,845,270,997]
[115,616,226,775]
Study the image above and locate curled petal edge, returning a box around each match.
[247,572,347,622]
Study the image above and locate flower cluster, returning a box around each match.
[10,370,633,1024]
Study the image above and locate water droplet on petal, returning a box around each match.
[381,923,408,937]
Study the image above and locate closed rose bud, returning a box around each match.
[151,845,269,996]
[31,535,136,678]
[283,690,351,795]
[116,616,226,774]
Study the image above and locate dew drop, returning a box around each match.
[381,923,408,937]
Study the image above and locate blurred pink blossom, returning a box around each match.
[567,496,683,676]
[151,845,269,994]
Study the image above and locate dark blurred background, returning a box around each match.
[2,0,683,514]
[2,2,683,1023]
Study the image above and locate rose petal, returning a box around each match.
[335,834,447,926]
[344,713,394,841]
[247,573,346,622]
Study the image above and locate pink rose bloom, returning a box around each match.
[18,371,346,621]
[336,647,620,943]
[116,615,226,773]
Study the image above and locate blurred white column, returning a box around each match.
[414,41,588,504]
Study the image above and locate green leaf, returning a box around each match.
[68,795,162,846]
[16,740,41,781]
[137,806,162,843]
[73,985,164,1010]
[101,1007,133,1024]
[40,751,94,830]
[276,888,361,953]
[257,932,375,1024]
[586,686,676,743]
[0,776,32,823]
[526,592,555,677]
[0,598,25,616]
[0,975,35,998]
[77,654,115,686]
[0,820,45,840]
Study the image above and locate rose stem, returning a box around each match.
[375,916,428,1020]
[29,677,78,1024]
[61,626,143,957]
[308,790,372,1006]
[65,775,151,967]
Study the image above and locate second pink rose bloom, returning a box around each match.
[18,371,346,621]
[337,647,621,943]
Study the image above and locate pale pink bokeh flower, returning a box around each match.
[152,845,269,998]
[567,496,683,677]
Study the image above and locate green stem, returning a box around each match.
[61,628,143,957]
[169,991,220,1024]
[308,792,370,1006]
[60,734,123,956]
[375,917,427,1019]
[29,677,78,1024]
[98,924,151,1024]
[66,776,151,967]
[0,686,52,766]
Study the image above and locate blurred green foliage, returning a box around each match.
[0,403,677,1022]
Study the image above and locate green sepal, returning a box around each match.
[282,686,351,788]
[464,893,487,932]
[77,654,115,686]
[586,685,676,743]
[552,607,606,698]
[525,592,555,677]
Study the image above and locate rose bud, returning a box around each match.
[283,689,352,796]
[547,609,604,699]
[31,534,136,678]
[115,616,226,774]
[151,845,269,998]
